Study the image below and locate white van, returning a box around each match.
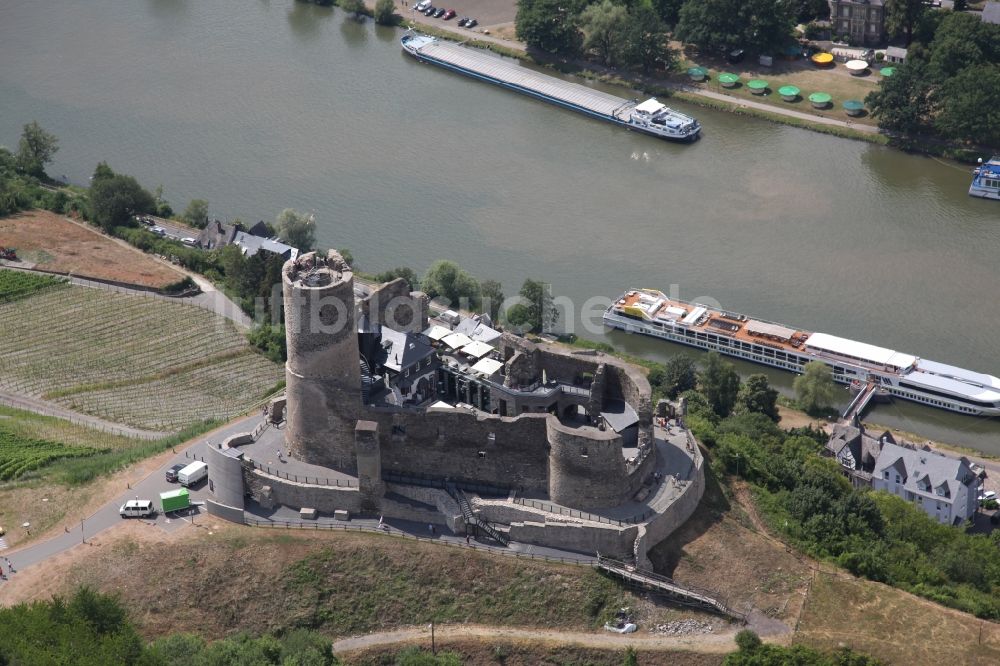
[120,499,156,519]
[177,461,208,487]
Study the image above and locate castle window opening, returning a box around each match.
[487,432,496,443]
[392,425,406,436]
[478,451,486,458]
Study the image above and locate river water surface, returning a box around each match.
[2,0,999,452]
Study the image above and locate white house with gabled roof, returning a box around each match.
[872,442,982,525]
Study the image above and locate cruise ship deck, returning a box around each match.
[404,34,633,120]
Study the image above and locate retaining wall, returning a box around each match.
[508,520,636,558]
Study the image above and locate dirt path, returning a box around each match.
[0,389,167,440]
[332,623,745,656]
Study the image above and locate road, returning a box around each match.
[0,414,261,575]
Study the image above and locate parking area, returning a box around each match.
[403,0,515,28]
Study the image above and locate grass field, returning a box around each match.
[0,210,186,289]
[0,284,283,432]
[34,525,721,641]
[796,572,1000,665]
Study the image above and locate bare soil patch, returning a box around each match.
[342,637,727,665]
[648,476,811,627]
[0,210,184,288]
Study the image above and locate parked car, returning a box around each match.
[181,237,198,247]
[423,6,436,15]
[433,8,446,18]
[177,460,208,487]
[442,9,456,19]
[464,18,477,28]
[120,499,156,519]
[414,0,432,10]
[165,463,186,483]
[727,48,745,64]
[151,226,166,236]
[458,17,469,26]
[981,490,998,501]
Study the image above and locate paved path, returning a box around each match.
[332,623,741,655]
[0,389,167,440]
[0,414,260,579]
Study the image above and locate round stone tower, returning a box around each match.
[283,250,362,472]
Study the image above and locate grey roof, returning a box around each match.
[454,317,502,345]
[197,220,238,250]
[885,46,907,58]
[601,399,639,433]
[233,231,299,260]
[984,2,1000,24]
[378,326,436,373]
[826,423,890,472]
[874,442,977,503]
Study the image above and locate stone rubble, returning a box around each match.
[651,619,714,635]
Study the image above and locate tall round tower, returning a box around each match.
[283,250,362,472]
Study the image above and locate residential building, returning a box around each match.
[983,2,1000,25]
[824,422,895,487]
[197,219,298,260]
[872,442,983,525]
[828,0,885,46]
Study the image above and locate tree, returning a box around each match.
[735,373,779,421]
[928,12,1000,81]
[580,0,629,66]
[89,172,155,231]
[422,260,480,308]
[376,266,421,290]
[652,0,685,27]
[660,355,698,399]
[621,4,676,73]
[374,0,396,24]
[91,161,115,182]
[182,198,210,229]
[935,64,1000,146]
[885,0,926,45]
[865,60,934,134]
[792,0,829,23]
[676,0,793,54]
[480,279,504,321]
[16,121,59,178]
[518,278,556,333]
[794,361,838,414]
[516,0,584,56]
[676,0,740,52]
[274,208,316,252]
[340,0,366,18]
[698,351,741,417]
[734,629,762,653]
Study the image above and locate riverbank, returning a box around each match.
[392,3,984,162]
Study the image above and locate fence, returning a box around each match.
[242,516,596,566]
[248,460,357,487]
[513,497,653,526]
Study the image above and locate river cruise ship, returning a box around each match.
[969,156,1000,200]
[401,33,700,142]
[604,289,1000,417]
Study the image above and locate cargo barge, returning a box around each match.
[401,33,700,142]
[604,289,1000,417]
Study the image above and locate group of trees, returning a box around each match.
[685,376,1000,619]
[516,0,823,67]
[0,587,336,665]
[517,0,676,72]
[726,629,882,665]
[867,11,1000,146]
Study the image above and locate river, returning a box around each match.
[2,0,999,453]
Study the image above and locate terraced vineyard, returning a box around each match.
[0,430,96,480]
[0,285,283,432]
[0,269,68,303]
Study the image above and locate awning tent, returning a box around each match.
[470,358,504,377]
[441,332,473,350]
[461,340,495,359]
[635,99,666,114]
[423,324,452,342]
[746,320,797,341]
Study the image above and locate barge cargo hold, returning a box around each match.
[401,33,700,142]
[604,289,1000,418]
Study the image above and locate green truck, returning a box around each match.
[160,488,190,513]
